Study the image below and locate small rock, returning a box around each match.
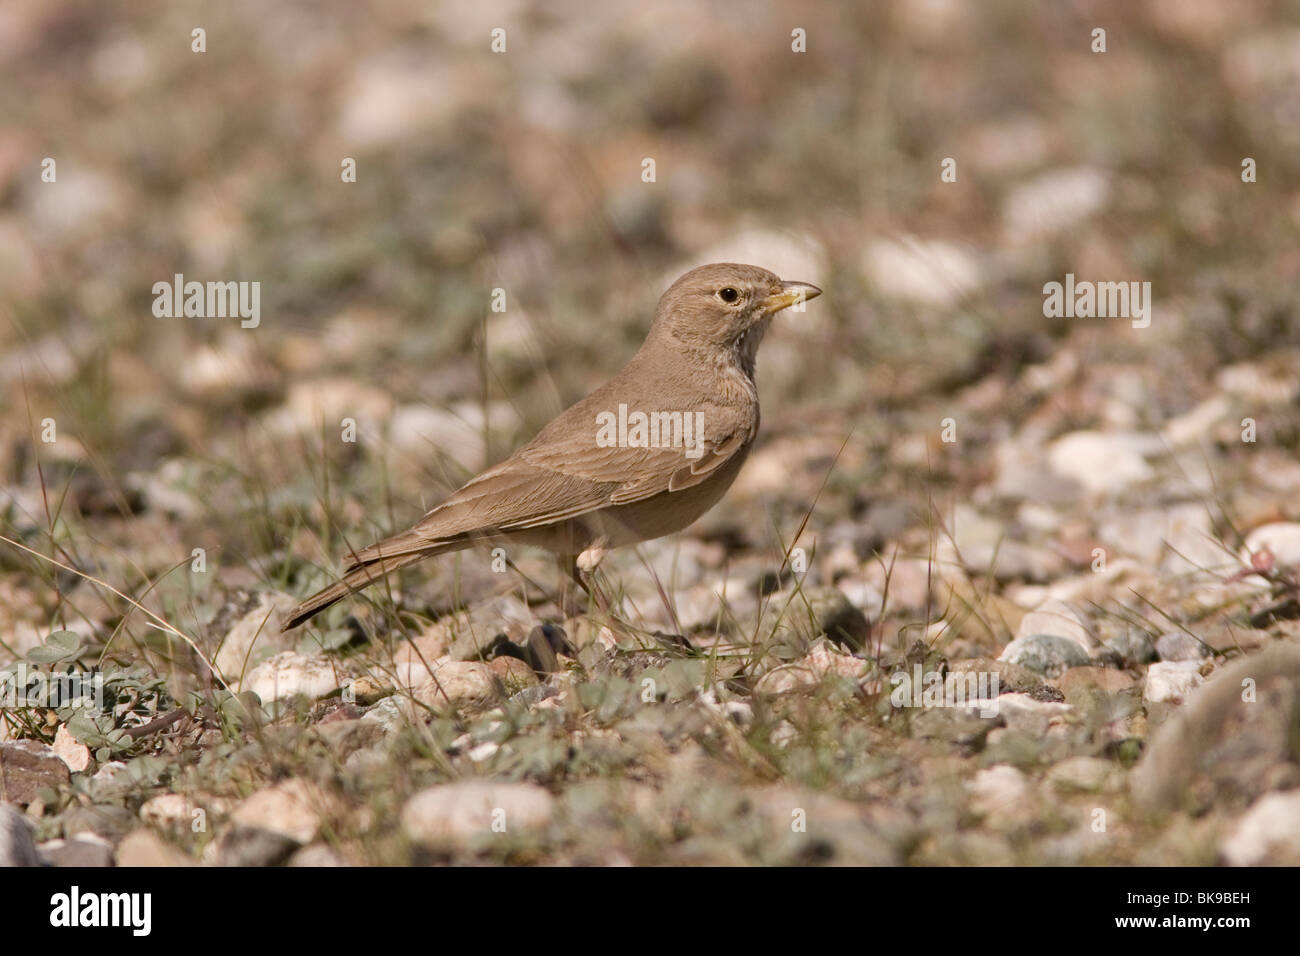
[1144,661,1206,703]
[1220,790,1300,865]
[441,595,538,661]
[230,778,331,845]
[140,793,210,828]
[409,661,501,713]
[862,556,933,612]
[1155,630,1209,662]
[402,780,554,846]
[948,657,1044,694]
[1241,522,1300,568]
[38,833,113,867]
[998,634,1091,677]
[289,843,347,867]
[360,695,421,733]
[116,829,192,867]
[1106,630,1157,665]
[0,739,72,805]
[213,827,300,867]
[345,674,391,705]
[862,235,983,307]
[490,655,540,692]
[754,643,870,695]
[1046,430,1154,496]
[59,802,137,839]
[967,764,1034,823]
[213,590,299,680]
[52,724,91,773]
[0,804,39,866]
[316,718,383,759]
[1016,599,1093,650]
[1054,666,1137,704]
[770,721,798,748]
[1046,756,1121,794]
[991,693,1073,736]
[242,651,341,708]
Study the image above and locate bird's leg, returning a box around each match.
[557,552,610,616]
[555,554,587,618]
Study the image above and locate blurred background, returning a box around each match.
[1,0,1299,649]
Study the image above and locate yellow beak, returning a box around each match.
[763,280,823,313]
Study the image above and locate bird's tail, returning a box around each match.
[281,549,435,631]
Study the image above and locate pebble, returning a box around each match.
[754,643,870,695]
[1106,630,1157,665]
[38,833,113,867]
[242,651,341,708]
[1045,756,1121,794]
[998,634,1091,677]
[991,693,1072,736]
[1144,661,1206,704]
[0,739,72,805]
[0,804,39,866]
[1002,166,1110,240]
[1220,790,1300,865]
[289,843,348,867]
[1016,599,1093,650]
[1242,522,1300,568]
[1054,666,1137,705]
[52,724,91,773]
[402,780,554,846]
[230,778,332,845]
[409,661,501,713]
[139,793,211,828]
[212,590,300,680]
[967,765,1034,823]
[1046,430,1155,496]
[861,236,983,307]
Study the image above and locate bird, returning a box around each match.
[282,262,822,631]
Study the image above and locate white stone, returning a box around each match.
[1220,790,1300,865]
[1047,430,1155,496]
[1144,661,1205,703]
[408,660,499,712]
[1016,599,1093,650]
[242,651,341,706]
[231,779,331,844]
[52,724,91,773]
[968,764,1033,820]
[1241,522,1300,568]
[402,780,553,845]
[1003,166,1110,240]
[862,236,984,307]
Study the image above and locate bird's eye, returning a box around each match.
[718,287,740,304]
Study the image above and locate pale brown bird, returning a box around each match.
[282,263,821,630]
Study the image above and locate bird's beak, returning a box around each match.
[763,280,822,314]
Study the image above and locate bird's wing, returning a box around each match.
[515,417,753,515]
[342,403,753,565]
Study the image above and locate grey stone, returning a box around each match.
[998,633,1091,677]
[0,804,40,866]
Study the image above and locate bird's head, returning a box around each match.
[651,263,821,367]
